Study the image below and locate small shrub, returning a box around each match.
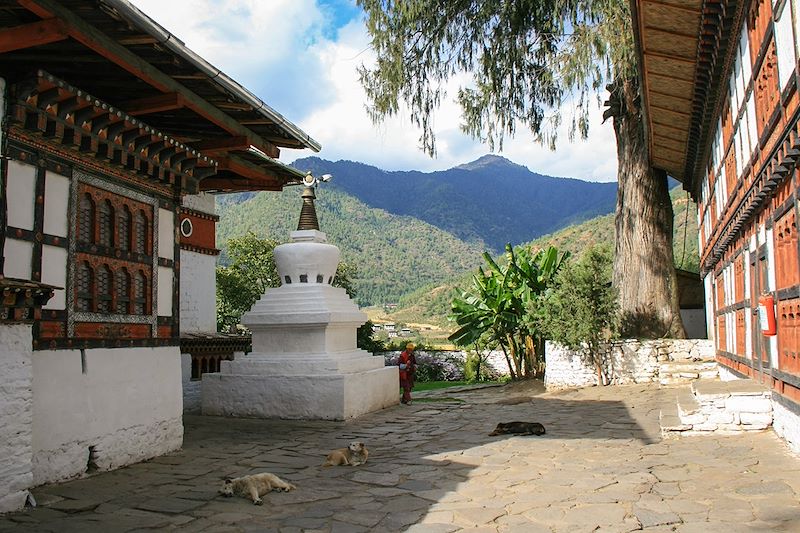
[463,352,499,383]
[384,351,464,382]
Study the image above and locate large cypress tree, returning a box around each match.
[357,0,685,338]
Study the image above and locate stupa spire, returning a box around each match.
[297,185,320,231]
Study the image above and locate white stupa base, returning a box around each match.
[201,354,399,420]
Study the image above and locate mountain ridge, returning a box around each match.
[290,155,617,253]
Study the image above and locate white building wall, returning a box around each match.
[3,238,33,280]
[42,171,69,238]
[157,266,173,317]
[158,208,174,260]
[179,250,217,333]
[181,192,215,215]
[6,160,36,231]
[772,396,800,454]
[41,245,67,310]
[31,346,183,485]
[0,325,34,513]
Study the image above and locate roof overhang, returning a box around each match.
[632,0,743,198]
[0,0,319,193]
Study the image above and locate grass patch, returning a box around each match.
[412,380,468,392]
[412,380,503,392]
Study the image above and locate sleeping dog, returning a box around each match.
[489,421,546,436]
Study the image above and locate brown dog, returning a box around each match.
[323,441,369,466]
[489,421,546,436]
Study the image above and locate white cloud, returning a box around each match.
[130,1,618,182]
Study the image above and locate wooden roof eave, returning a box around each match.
[101,0,321,153]
[632,0,744,201]
[14,0,321,159]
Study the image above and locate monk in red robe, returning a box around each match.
[399,343,416,404]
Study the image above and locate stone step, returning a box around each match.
[658,361,718,385]
[659,379,774,435]
[660,361,718,374]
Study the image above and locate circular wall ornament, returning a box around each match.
[180,217,193,237]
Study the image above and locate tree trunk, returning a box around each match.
[608,76,686,339]
[500,343,517,380]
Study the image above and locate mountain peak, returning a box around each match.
[455,154,523,171]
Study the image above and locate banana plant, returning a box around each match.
[449,243,569,379]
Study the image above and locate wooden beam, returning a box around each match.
[216,155,286,186]
[116,35,158,46]
[121,93,184,116]
[199,177,282,192]
[0,17,68,53]
[188,136,250,153]
[18,0,282,159]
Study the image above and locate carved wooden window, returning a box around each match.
[76,262,94,311]
[135,210,147,254]
[96,265,112,313]
[115,268,130,314]
[117,206,131,251]
[78,193,94,243]
[133,270,147,315]
[99,199,114,247]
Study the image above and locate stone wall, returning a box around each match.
[544,339,715,390]
[0,325,33,513]
[31,346,183,485]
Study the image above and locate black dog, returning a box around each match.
[489,421,546,436]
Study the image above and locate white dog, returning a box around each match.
[219,472,296,505]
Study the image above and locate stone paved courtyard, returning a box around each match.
[1,382,799,532]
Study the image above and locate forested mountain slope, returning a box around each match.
[384,185,699,328]
[216,186,485,306]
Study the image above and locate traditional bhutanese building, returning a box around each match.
[633,0,800,449]
[0,0,319,511]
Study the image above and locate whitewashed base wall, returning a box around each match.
[181,353,201,414]
[31,346,184,485]
[773,397,800,454]
[0,325,34,513]
[544,339,715,390]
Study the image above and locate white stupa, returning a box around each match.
[201,176,398,420]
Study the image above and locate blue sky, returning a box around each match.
[130,0,617,182]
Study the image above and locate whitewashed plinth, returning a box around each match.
[202,229,399,420]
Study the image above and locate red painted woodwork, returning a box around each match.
[158,325,173,338]
[736,309,747,356]
[734,258,744,302]
[38,321,65,339]
[749,0,772,67]
[179,211,216,252]
[777,299,798,374]
[774,209,798,289]
[754,41,779,141]
[74,322,151,339]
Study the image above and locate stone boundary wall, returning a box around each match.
[0,325,34,513]
[544,339,715,390]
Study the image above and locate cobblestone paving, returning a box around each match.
[2,383,799,532]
